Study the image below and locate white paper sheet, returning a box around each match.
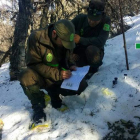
[61,66,90,91]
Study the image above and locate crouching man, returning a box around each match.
[18,19,88,127]
[72,0,111,78]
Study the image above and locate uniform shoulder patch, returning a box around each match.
[46,53,53,62]
[70,34,74,41]
[103,24,110,31]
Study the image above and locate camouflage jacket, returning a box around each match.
[26,25,74,87]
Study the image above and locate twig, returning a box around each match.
[134,105,140,107]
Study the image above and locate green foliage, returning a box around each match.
[103,119,140,140]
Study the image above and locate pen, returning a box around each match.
[61,67,67,71]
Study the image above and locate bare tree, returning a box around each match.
[0,0,17,66]
[10,0,34,80]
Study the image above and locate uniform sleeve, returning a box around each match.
[26,32,62,81]
[79,17,111,48]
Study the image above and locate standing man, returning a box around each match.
[72,0,111,77]
[18,19,88,126]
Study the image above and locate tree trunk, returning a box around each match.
[10,0,33,81]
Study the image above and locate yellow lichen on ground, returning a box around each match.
[0,119,4,129]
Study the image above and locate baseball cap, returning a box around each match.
[88,0,105,21]
[54,19,75,50]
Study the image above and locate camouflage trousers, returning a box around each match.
[18,68,88,108]
[73,45,104,73]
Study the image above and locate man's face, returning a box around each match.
[88,18,101,27]
[52,30,63,47]
[55,36,63,47]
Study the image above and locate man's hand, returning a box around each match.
[70,65,77,71]
[74,34,80,44]
[73,54,80,61]
[61,70,72,79]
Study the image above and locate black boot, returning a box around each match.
[29,104,46,129]
[48,91,62,109]
[32,104,46,124]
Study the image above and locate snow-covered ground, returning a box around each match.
[0,14,140,140]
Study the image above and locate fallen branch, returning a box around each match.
[134,105,140,107]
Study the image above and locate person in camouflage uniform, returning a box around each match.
[72,0,111,77]
[18,19,88,125]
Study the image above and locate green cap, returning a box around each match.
[54,19,75,49]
